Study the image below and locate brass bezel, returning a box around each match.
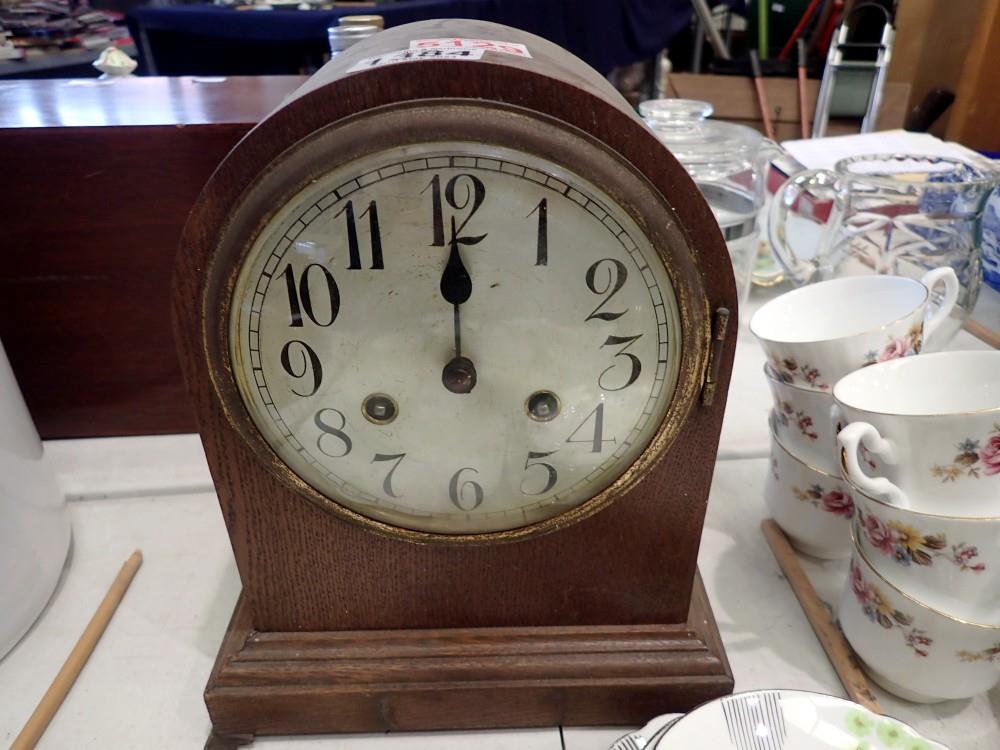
[201,100,711,545]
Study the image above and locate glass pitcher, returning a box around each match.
[769,154,999,346]
[641,99,780,309]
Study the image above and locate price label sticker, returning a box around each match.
[348,47,485,72]
[408,38,532,58]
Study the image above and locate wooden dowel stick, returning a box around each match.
[963,318,1000,350]
[11,550,143,750]
[797,39,810,139]
[749,50,776,140]
[760,520,882,714]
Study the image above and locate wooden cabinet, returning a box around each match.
[889,0,1000,150]
[0,76,303,438]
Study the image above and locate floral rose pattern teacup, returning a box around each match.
[751,270,959,394]
[774,399,819,441]
[857,508,985,572]
[839,540,1000,702]
[862,323,922,366]
[849,559,932,657]
[766,423,853,559]
[932,424,1000,482]
[835,352,1000,515]
[795,483,855,517]
[765,365,839,473]
[769,356,830,391]
[851,486,1000,623]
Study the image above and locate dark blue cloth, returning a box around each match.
[129,0,708,75]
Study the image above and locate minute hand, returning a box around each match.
[440,217,477,393]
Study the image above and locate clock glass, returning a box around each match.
[229,142,683,535]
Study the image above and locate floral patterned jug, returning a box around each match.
[769,154,999,348]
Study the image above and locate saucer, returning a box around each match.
[652,689,949,749]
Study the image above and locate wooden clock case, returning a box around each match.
[173,19,737,744]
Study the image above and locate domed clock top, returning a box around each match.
[174,18,736,742]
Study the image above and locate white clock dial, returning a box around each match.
[230,142,682,534]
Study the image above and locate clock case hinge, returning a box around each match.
[700,307,731,406]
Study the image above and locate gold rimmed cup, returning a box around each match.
[846,469,1000,625]
[764,363,838,473]
[749,269,958,392]
[765,418,853,559]
[839,527,1000,703]
[835,350,1000,514]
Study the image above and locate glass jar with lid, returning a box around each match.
[640,99,779,307]
[328,21,382,58]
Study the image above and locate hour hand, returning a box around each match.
[440,217,472,305]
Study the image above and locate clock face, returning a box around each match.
[229,142,683,535]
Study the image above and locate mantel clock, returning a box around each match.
[173,19,737,744]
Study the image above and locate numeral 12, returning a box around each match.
[422,174,487,246]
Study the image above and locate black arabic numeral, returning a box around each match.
[280,340,323,397]
[528,198,548,266]
[565,403,616,453]
[336,199,384,270]
[445,174,487,243]
[422,174,445,247]
[362,201,384,269]
[449,467,484,511]
[598,334,643,391]
[282,263,340,327]
[314,408,352,458]
[372,453,406,498]
[338,200,360,268]
[521,450,558,496]
[282,264,302,327]
[585,258,628,322]
[423,173,488,246]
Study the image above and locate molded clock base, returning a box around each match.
[203,572,733,745]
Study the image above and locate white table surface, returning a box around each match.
[1,286,997,749]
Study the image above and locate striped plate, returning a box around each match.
[652,689,950,750]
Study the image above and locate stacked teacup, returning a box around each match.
[750,268,959,559]
[835,350,1000,703]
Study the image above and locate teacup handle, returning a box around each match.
[768,168,841,285]
[837,421,909,508]
[919,267,959,347]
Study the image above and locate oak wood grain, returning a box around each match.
[205,576,732,737]
[174,19,738,735]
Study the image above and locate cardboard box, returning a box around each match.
[668,72,911,141]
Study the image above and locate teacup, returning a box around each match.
[851,477,1000,623]
[765,419,854,559]
[764,364,838,473]
[749,268,958,391]
[835,350,1000,514]
[839,531,1000,703]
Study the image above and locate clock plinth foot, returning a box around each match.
[204,572,733,739]
[204,730,254,750]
